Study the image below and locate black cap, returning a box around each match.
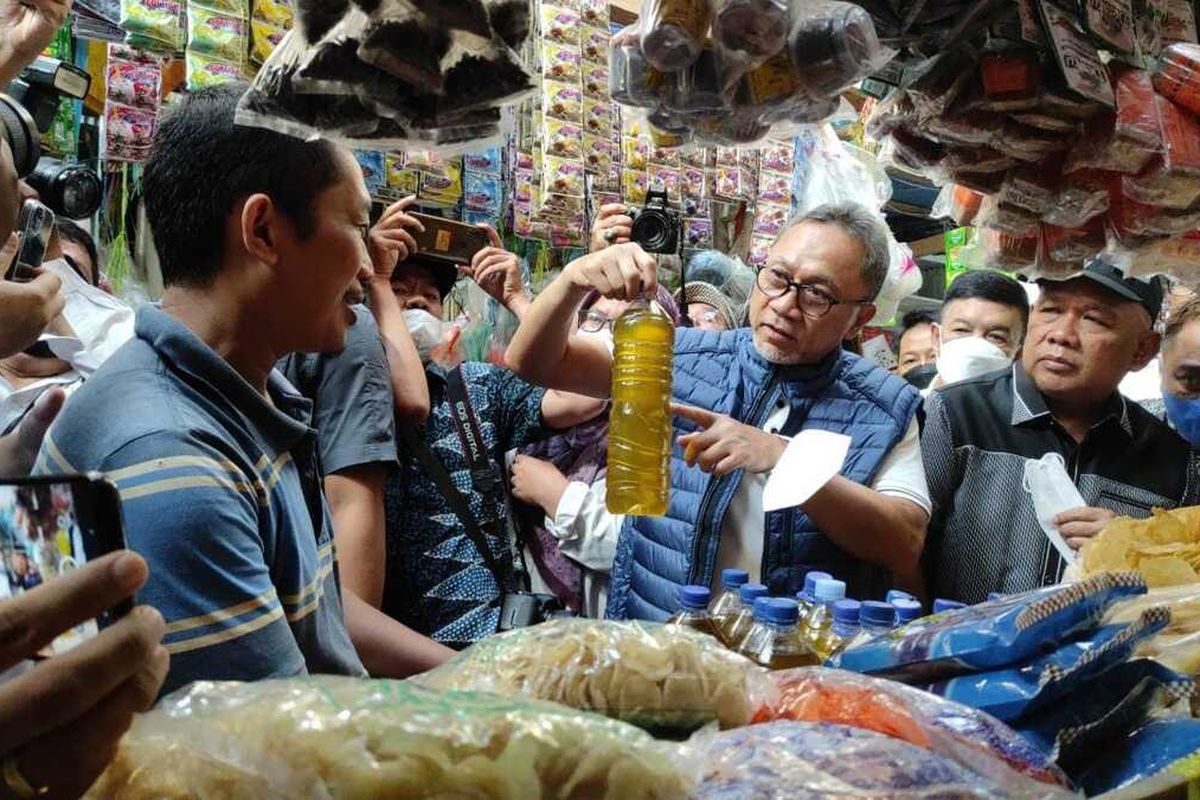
[394,253,460,299]
[1038,256,1164,321]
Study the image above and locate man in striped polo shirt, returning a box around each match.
[33,85,387,695]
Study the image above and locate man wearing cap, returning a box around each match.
[922,260,1198,604]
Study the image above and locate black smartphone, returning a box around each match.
[409,212,491,265]
[0,474,129,655]
[5,200,55,283]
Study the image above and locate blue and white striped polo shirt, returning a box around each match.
[35,305,365,695]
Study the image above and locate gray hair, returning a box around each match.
[781,202,891,300]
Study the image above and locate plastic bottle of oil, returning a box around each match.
[842,600,897,651]
[710,568,749,640]
[802,578,846,651]
[667,585,719,638]
[886,589,916,605]
[815,599,861,661]
[738,598,820,670]
[795,570,832,628]
[606,298,675,516]
[892,598,923,628]
[723,583,769,649]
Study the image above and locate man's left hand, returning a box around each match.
[673,403,786,476]
[511,455,569,516]
[367,196,424,283]
[1054,506,1116,551]
[0,0,70,84]
[465,226,527,310]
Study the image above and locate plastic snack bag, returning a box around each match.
[788,1,887,98]
[1043,169,1110,228]
[830,573,1148,681]
[84,677,692,800]
[414,619,774,734]
[1154,43,1200,118]
[711,0,788,68]
[119,0,185,51]
[188,4,249,65]
[639,0,711,72]
[106,56,161,109]
[1078,718,1200,796]
[1022,452,1084,564]
[691,721,1073,800]
[186,51,245,89]
[752,668,1073,790]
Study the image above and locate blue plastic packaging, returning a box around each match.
[892,598,923,626]
[1078,718,1200,795]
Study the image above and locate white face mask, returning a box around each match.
[403,309,446,364]
[935,334,1011,386]
[37,258,133,372]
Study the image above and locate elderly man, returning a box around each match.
[508,203,928,619]
[922,259,1197,604]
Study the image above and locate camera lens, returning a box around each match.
[27,159,102,219]
[0,94,40,177]
[632,211,672,252]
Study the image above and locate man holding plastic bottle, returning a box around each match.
[507,202,930,620]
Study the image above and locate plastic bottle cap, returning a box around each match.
[678,584,711,611]
[885,589,916,604]
[813,578,847,603]
[752,595,774,619]
[740,583,769,603]
[933,598,966,614]
[832,599,861,624]
[803,571,833,596]
[860,600,896,628]
[892,598,923,623]
[721,568,750,589]
[762,597,799,625]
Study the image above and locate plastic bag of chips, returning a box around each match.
[1082,507,1200,586]
[83,677,693,800]
[414,619,773,734]
[1078,718,1200,796]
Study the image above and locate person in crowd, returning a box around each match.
[34,84,446,694]
[54,219,102,288]
[927,270,1028,391]
[895,309,939,381]
[507,202,929,619]
[681,281,737,330]
[922,259,1196,604]
[1160,295,1200,446]
[383,238,604,646]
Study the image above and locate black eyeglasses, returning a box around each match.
[756,266,873,319]
[579,310,614,333]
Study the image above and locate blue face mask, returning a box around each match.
[1163,392,1200,447]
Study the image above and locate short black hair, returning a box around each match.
[893,309,939,354]
[943,270,1030,331]
[54,219,98,285]
[142,84,344,288]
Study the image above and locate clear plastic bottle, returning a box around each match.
[933,598,966,614]
[724,583,769,650]
[842,600,896,651]
[795,570,832,628]
[667,584,719,638]
[891,598,923,628]
[739,598,819,669]
[816,598,862,661]
[710,568,750,641]
[885,589,916,605]
[606,298,674,516]
[802,578,846,650]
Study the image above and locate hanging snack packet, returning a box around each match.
[1154,43,1200,118]
[106,55,162,109]
[584,63,610,98]
[998,167,1057,215]
[104,102,158,162]
[188,4,249,65]
[186,50,245,89]
[253,0,293,26]
[830,573,1148,682]
[640,0,711,73]
[683,217,713,248]
[583,134,614,173]
[582,25,609,63]
[1113,65,1163,147]
[464,171,502,213]
[251,17,289,63]
[540,3,580,44]
[927,607,1172,723]
[788,1,885,98]
[543,41,583,84]
[120,0,185,51]
[544,155,586,197]
[355,2,451,91]
[1123,158,1200,210]
[1157,92,1200,176]
[1043,168,1110,228]
[711,0,788,67]
[543,118,584,159]
[544,80,584,122]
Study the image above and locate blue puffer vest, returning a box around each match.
[605,327,923,621]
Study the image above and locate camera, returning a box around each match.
[1,57,101,220]
[629,189,682,255]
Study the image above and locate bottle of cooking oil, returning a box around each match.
[710,568,749,639]
[723,583,769,649]
[892,598,923,628]
[814,599,861,661]
[795,570,832,628]
[802,578,846,651]
[667,585,719,638]
[606,298,674,516]
[842,600,897,651]
[738,598,820,670]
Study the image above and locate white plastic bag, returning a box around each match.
[1022,453,1083,564]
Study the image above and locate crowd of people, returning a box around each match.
[4,3,1200,795]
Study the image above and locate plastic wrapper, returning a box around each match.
[904,49,975,121]
[865,89,915,139]
[254,0,293,27]
[788,1,887,98]
[405,0,490,38]
[414,620,773,734]
[931,183,985,225]
[1157,92,1200,176]
[1065,115,1158,176]
[1113,65,1162,147]
[1080,0,1136,53]
[711,0,787,67]
[941,146,1015,174]
[1041,0,1115,108]
[666,48,729,113]
[188,4,249,65]
[1111,188,1200,238]
[979,48,1039,108]
[251,17,289,63]
[998,167,1057,214]
[639,0,711,72]
[1042,218,1107,261]
[1154,43,1200,118]
[1123,158,1200,210]
[830,573,1148,682]
[977,196,1041,238]
[1011,111,1080,134]
[486,0,530,50]
[984,229,1040,271]
[731,50,803,119]
[84,677,692,800]
[952,168,1008,195]
[691,721,1071,800]
[992,120,1069,163]
[890,126,946,171]
[106,54,161,109]
[751,668,1072,791]
[610,25,670,108]
[1043,168,1111,227]
[1078,718,1200,796]
[926,110,1004,146]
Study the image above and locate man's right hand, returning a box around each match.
[0,252,66,358]
[367,196,425,284]
[563,242,657,301]
[589,203,635,253]
[0,0,70,85]
[0,551,168,800]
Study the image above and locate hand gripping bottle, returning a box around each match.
[710,568,750,641]
[724,582,769,649]
[667,584,718,638]
[606,298,674,516]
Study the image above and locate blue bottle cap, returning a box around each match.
[886,589,916,604]
[752,595,774,620]
[762,597,800,626]
[832,599,861,624]
[721,568,750,589]
[860,600,896,628]
[933,598,966,614]
[803,571,833,596]
[740,583,769,603]
[678,584,711,611]
[813,578,847,603]
[892,598,923,624]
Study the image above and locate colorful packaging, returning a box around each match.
[544,80,584,122]
[753,202,790,238]
[584,63,611,99]
[464,171,502,213]
[250,17,287,63]
[106,57,161,109]
[353,149,386,196]
[748,233,774,267]
[1154,43,1200,117]
[543,155,585,197]
[420,162,463,206]
[581,25,609,63]
[756,170,791,206]
[623,168,649,204]
[683,217,713,248]
[1157,92,1200,175]
[1078,718,1200,795]
[584,98,613,137]
[543,119,584,159]
[542,41,583,84]
[647,163,681,202]
[119,0,185,51]
[830,573,1149,682]
[386,154,419,196]
[540,3,581,45]
[252,0,291,26]
[1114,65,1163,147]
[185,50,244,90]
[187,4,248,65]
[583,133,613,174]
[104,102,158,162]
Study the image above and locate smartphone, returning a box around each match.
[0,474,129,655]
[409,212,490,265]
[5,200,55,283]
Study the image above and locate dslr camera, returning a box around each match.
[629,189,682,255]
[1,56,102,220]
